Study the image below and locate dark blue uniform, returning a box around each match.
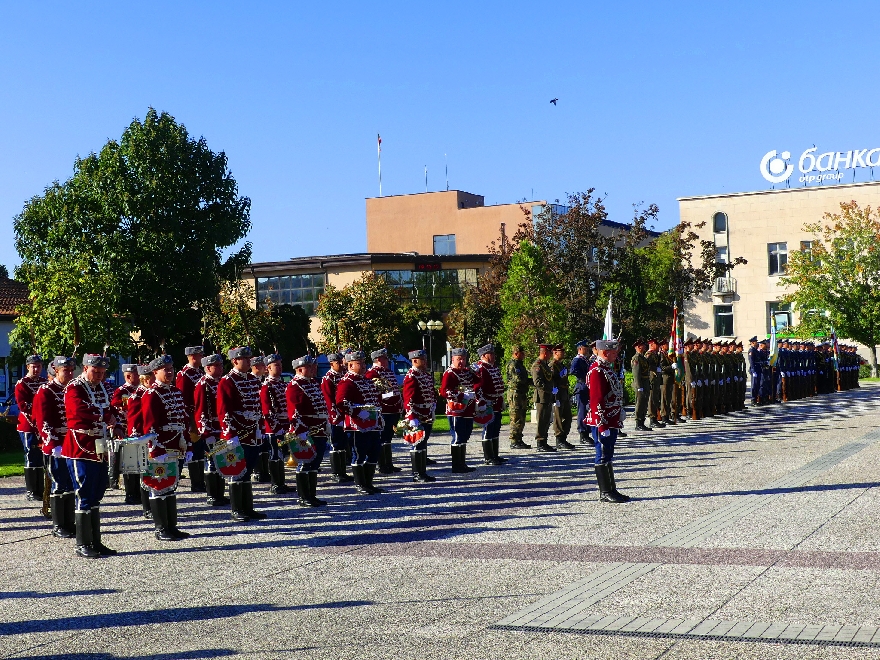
[570,352,592,440]
[747,345,762,404]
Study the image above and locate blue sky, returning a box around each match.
[1,2,878,272]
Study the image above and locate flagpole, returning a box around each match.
[377,134,382,197]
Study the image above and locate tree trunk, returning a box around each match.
[871,344,878,378]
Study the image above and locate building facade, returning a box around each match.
[680,181,880,345]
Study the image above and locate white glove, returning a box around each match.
[185,451,194,463]
[153,453,171,463]
[637,388,644,392]
[298,432,309,441]
[560,368,568,376]
[409,418,420,428]
[552,387,558,394]
[657,367,663,373]
[726,378,731,384]
[463,392,476,402]
[178,437,187,452]
[205,436,217,446]
[600,429,611,437]
[357,410,371,420]
[51,446,62,457]
[381,392,395,400]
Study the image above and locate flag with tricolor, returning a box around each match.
[670,302,685,383]
[831,326,840,371]
[602,296,613,340]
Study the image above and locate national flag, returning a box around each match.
[377,134,382,153]
[602,296,613,340]
[670,302,685,383]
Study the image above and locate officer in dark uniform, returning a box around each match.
[631,338,651,432]
[551,344,575,450]
[531,344,555,452]
[570,340,592,445]
[645,339,665,428]
[506,346,531,450]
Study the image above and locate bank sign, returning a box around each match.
[760,146,880,184]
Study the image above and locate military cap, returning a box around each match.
[121,363,138,373]
[343,350,365,363]
[450,347,468,357]
[538,343,553,350]
[228,346,252,360]
[83,354,110,368]
[758,338,769,344]
[749,336,758,343]
[575,339,589,349]
[648,337,659,345]
[370,348,388,360]
[408,349,427,360]
[148,355,173,372]
[251,355,265,366]
[595,339,619,350]
[265,353,282,365]
[552,344,564,351]
[201,354,223,367]
[291,355,317,369]
[478,344,495,356]
[633,337,647,347]
[326,352,344,363]
[137,364,153,376]
[51,356,76,368]
[184,346,205,356]
[25,354,43,365]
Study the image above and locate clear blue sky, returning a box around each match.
[1,2,878,272]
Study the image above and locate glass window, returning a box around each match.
[768,242,788,276]
[716,246,728,264]
[376,268,478,314]
[714,305,733,337]
[713,212,728,233]
[433,234,456,255]
[768,302,792,333]
[256,272,326,314]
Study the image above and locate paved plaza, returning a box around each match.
[2,384,880,659]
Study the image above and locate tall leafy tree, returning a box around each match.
[12,108,251,360]
[780,201,880,375]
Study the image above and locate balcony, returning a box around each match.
[712,277,736,297]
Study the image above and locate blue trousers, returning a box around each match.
[750,371,762,401]
[351,430,381,465]
[298,436,328,472]
[260,432,283,461]
[329,425,351,451]
[20,432,42,468]
[233,443,262,482]
[46,453,73,494]
[481,411,502,441]
[189,437,206,463]
[68,458,108,511]
[575,389,589,432]
[381,413,400,446]
[449,416,474,445]
[591,427,618,465]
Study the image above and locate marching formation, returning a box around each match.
[14,333,864,557]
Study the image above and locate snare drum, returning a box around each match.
[118,440,149,475]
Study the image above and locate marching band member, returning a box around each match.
[194,354,230,507]
[336,350,384,495]
[401,349,436,483]
[474,344,506,466]
[141,355,190,541]
[440,348,481,473]
[260,354,291,495]
[62,354,120,558]
[176,346,206,494]
[321,352,353,482]
[16,354,46,502]
[216,346,267,522]
[286,355,329,507]
[33,356,77,539]
[365,348,403,474]
[130,365,156,516]
[111,364,140,503]
[586,340,629,504]
[249,355,271,483]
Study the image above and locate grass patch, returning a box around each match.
[0,451,24,478]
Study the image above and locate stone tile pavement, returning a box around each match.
[2,385,880,659]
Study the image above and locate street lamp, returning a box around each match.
[417,320,444,373]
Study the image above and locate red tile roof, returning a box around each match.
[0,278,30,318]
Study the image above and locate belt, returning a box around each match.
[73,428,103,437]
[160,424,185,432]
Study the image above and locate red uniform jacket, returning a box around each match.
[111,383,138,437]
[175,365,203,428]
[286,375,329,437]
[336,372,384,432]
[15,375,46,432]
[62,376,116,462]
[33,380,67,455]
[141,382,187,460]
[261,376,289,435]
[402,367,437,424]
[474,360,505,411]
[321,368,346,426]
[364,364,403,414]
[126,385,149,437]
[193,375,220,440]
[440,367,481,418]
[586,358,624,433]
[216,369,262,446]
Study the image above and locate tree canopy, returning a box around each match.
[11,108,251,362]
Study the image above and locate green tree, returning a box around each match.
[12,108,251,360]
[315,273,430,356]
[780,201,880,375]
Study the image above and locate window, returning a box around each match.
[377,268,478,314]
[256,273,326,315]
[768,242,788,275]
[713,212,728,233]
[433,234,456,255]
[768,302,792,333]
[715,246,728,264]
[714,305,733,337]
[800,240,819,265]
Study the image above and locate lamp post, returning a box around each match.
[417,320,444,373]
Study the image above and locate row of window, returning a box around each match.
[713,302,792,337]
[713,212,817,276]
[256,273,327,315]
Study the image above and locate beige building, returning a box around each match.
[680,181,880,346]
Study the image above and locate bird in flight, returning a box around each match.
[550,98,558,105]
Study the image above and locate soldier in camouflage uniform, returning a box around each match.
[531,344,556,452]
[551,344,575,450]
[506,346,531,449]
[631,338,651,432]
[645,339,665,428]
